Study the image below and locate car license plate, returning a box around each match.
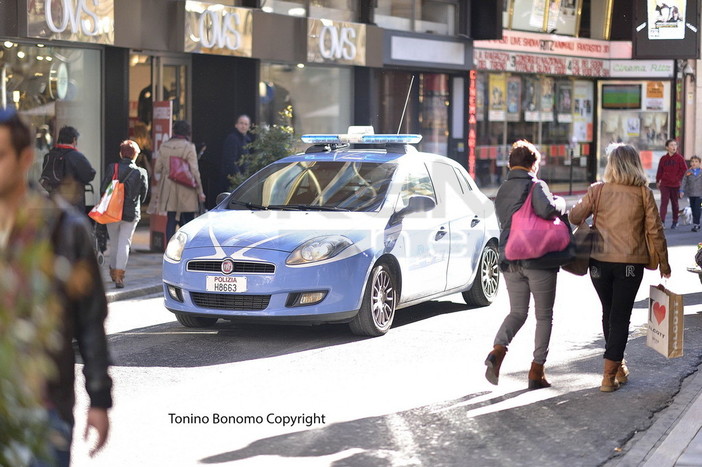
[206,276,247,293]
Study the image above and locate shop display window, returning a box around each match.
[0,42,101,200]
[261,0,307,17]
[259,63,352,138]
[310,0,357,21]
[375,0,457,35]
[508,0,580,36]
[475,71,594,189]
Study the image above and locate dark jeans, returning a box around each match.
[659,185,680,224]
[30,409,72,467]
[589,259,644,362]
[166,211,195,242]
[690,196,701,225]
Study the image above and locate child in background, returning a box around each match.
[681,155,702,232]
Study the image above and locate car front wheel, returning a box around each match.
[349,263,397,337]
[175,313,218,328]
[463,243,499,307]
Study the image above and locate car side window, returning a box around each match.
[453,167,473,192]
[395,163,436,211]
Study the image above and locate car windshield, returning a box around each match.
[226,160,398,212]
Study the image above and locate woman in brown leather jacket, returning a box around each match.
[570,144,671,392]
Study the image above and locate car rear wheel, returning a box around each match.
[349,263,397,336]
[463,243,499,307]
[175,313,218,328]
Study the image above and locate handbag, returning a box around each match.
[168,155,197,188]
[504,182,571,261]
[562,183,604,276]
[89,164,128,224]
[646,284,684,358]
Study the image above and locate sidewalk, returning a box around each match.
[101,223,163,303]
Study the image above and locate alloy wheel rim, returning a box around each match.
[481,247,499,298]
[371,269,395,329]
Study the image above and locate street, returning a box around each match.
[70,231,702,467]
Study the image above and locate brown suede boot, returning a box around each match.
[114,269,125,289]
[616,359,629,385]
[601,359,621,392]
[528,362,551,390]
[109,266,116,283]
[484,345,507,385]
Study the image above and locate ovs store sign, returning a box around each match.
[308,19,366,66]
[27,0,114,44]
[185,1,252,57]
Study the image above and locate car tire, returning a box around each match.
[463,242,499,307]
[349,263,397,337]
[175,313,218,328]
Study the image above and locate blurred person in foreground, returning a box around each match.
[570,144,670,392]
[0,108,112,465]
[484,140,567,390]
[99,140,148,289]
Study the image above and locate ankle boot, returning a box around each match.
[601,359,621,392]
[528,362,551,390]
[616,359,629,385]
[484,345,507,385]
[109,266,116,283]
[114,269,126,289]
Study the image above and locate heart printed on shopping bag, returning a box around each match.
[653,301,667,325]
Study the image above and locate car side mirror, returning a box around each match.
[390,195,436,225]
[216,192,231,205]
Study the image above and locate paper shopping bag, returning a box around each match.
[646,285,684,358]
[89,165,124,224]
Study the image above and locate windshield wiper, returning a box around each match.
[228,200,268,210]
[268,204,350,212]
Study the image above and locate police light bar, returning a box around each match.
[301,134,422,145]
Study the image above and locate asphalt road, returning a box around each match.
[69,227,702,467]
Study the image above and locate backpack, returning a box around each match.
[39,148,67,192]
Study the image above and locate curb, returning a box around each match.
[105,283,163,303]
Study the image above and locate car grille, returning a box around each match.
[187,260,275,274]
[190,292,271,311]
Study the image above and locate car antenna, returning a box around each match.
[397,75,415,134]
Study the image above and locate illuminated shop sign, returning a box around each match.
[185,1,253,57]
[27,0,115,44]
[307,19,366,66]
[468,70,477,178]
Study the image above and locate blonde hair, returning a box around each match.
[603,144,648,186]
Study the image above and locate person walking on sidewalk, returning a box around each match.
[154,120,206,242]
[656,139,687,229]
[484,140,567,390]
[99,140,148,288]
[570,144,670,392]
[0,108,112,465]
[680,155,702,232]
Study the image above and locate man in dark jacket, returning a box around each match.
[220,114,252,193]
[0,109,111,465]
[656,138,687,228]
[40,125,96,213]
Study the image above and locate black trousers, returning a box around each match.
[589,259,644,362]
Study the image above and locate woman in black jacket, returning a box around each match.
[484,140,567,389]
[100,140,149,288]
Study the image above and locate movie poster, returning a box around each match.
[556,81,573,123]
[648,0,686,40]
[488,73,507,121]
[573,81,593,142]
[506,77,521,122]
[540,77,554,122]
[523,77,539,122]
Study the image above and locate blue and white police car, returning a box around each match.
[162,128,500,336]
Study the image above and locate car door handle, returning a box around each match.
[435,227,447,241]
[471,216,481,228]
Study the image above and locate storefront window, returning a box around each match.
[261,0,307,17]
[310,0,356,21]
[510,0,580,36]
[375,0,457,35]
[475,71,594,189]
[259,63,352,137]
[1,42,101,198]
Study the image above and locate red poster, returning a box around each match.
[149,101,173,252]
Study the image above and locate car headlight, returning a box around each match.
[165,231,188,262]
[286,235,353,265]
